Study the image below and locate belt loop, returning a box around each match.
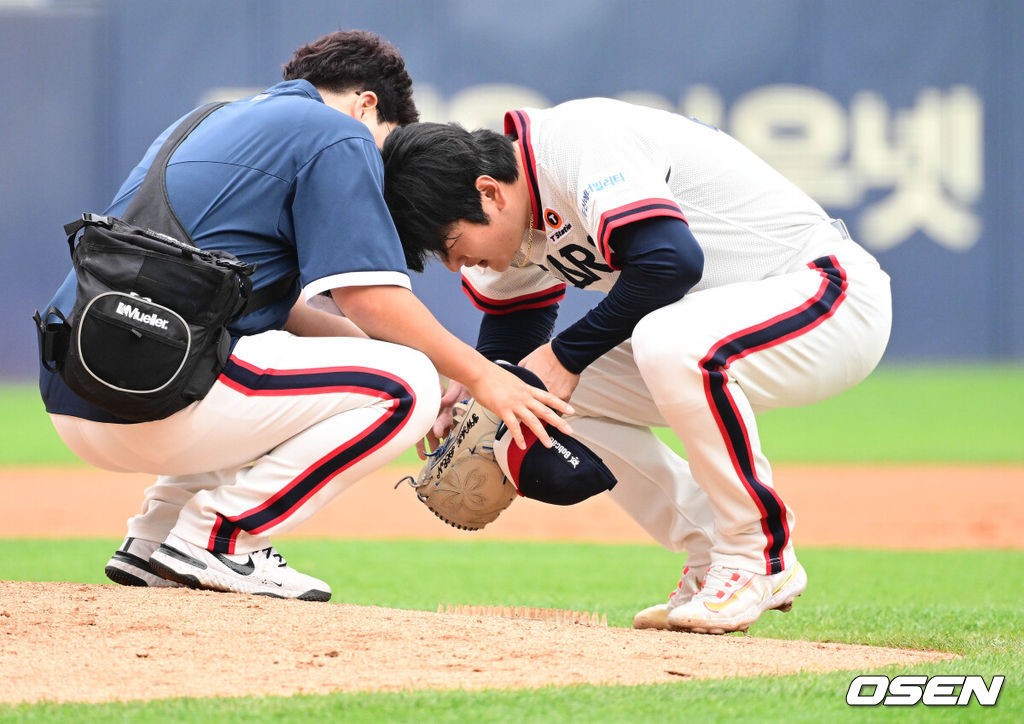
[831,219,850,240]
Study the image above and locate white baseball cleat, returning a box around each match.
[149,532,331,601]
[666,562,807,634]
[105,536,183,588]
[633,564,709,630]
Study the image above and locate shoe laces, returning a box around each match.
[259,547,287,568]
[667,566,704,604]
[698,566,748,599]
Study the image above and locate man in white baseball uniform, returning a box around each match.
[380,99,892,633]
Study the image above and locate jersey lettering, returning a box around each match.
[544,242,613,288]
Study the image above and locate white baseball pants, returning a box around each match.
[568,238,891,574]
[51,331,440,554]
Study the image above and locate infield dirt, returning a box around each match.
[1,463,1019,704]
[1,580,956,704]
[3,463,1021,547]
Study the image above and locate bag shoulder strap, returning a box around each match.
[66,100,299,317]
[123,102,227,241]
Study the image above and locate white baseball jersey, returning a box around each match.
[461,98,892,580]
[462,97,841,313]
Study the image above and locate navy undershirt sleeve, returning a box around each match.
[476,304,559,363]
[549,216,704,374]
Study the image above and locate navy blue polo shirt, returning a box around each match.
[39,80,409,422]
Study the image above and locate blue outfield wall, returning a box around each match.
[1,0,1022,381]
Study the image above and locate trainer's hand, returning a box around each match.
[520,343,580,402]
[329,286,570,449]
[465,363,573,450]
[417,379,468,459]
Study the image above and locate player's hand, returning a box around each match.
[416,379,468,459]
[519,343,580,402]
[464,363,573,450]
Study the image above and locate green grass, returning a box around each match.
[0,385,83,466]
[1,540,1022,721]
[2,365,1021,719]
[5,363,1024,466]
[741,363,1024,463]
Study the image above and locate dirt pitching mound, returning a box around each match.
[0,581,954,705]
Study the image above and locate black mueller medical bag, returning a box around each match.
[35,102,294,422]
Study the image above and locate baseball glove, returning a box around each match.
[401,396,517,530]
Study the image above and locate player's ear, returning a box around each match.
[356,90,379,117]
[475,176,506,209]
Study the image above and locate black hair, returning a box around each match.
[283,30,418,125]
[381,122,518,271]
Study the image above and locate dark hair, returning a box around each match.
[381,123,518,272]
[283,30,418,125]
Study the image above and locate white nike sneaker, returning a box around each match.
[149,533,331,602]
[666,562,807,634]
[105,536,183,588]
[632,564,709,630]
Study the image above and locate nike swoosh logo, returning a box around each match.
[213,552,255,576]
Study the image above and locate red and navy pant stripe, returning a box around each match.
[208,359,416,553]
[700,256,848,574]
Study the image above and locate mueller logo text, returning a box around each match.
[116,302,170,330]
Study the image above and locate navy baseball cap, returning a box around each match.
[493,362,617,505]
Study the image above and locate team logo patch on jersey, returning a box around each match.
[544,208,573,243]
[544,208,563,228]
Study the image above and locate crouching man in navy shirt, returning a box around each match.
[38,31,570,601]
